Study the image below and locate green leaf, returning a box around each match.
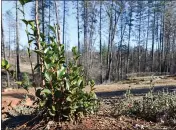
[40,100,46,107]
[6,64,11,70]
[66,80,70,90]
[89,80,95,87]
[40,33,45,40]
[34,43,38,48]
[44,48,49,54]
[57,66,66,79]
[72,46,78,56]
[41,89,52,95]
[74,54,80,60]
[41,41,46,47]
[15,81,22,85]
[49,110,56,116]
[19,0,25,5]
[34,50,44,56]
[28,39,33,44]
[28,20,35,28]
[19,0,32,6]
[52,105,56,111]
[77,78,83,87]
[49,36,55,43]
[44,72,52,81]
[21,19,28,26]
[66,97,72,102]
[48,25,55,33]
[2,59,8,67]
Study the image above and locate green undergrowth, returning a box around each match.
[113,86,176,126]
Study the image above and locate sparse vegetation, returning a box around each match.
[113,86,176,126]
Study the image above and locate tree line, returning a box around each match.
[2,0,176,84]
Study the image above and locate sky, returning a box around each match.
[2,1,79,50]
[2,1,156,52]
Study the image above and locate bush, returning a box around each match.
[19,0,99,122]
[35,43,99,121]
[113,87,176,126]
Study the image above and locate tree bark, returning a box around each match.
[16,0,20,84]
[151,1,155,72]
[77,0,80,54]
[99,1,103,83]
[2,13,10,88]
[54,0,61,45]
[145,5,150,72]
[126,6,132,75]
[48,0,51,44]
[42,0,45,41]
[63,0,66,46]
[35,0,43,86]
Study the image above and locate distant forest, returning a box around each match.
[2,0,176,83]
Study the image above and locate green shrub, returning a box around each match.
[19,0,99,122]
[35,43,99,121]
[113,87,176,126]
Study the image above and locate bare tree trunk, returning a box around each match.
[126,7,132,75]
[156,13,160,72]
[138,7,142,73]
[35,0,43,86]
[151,2,155,72]
[16,0,20,85]
[63,0,65,46]
[145,5,150,72]
[2,14,10,88]
[2,18,6,59]
[8,20,11,59]
[106,0,113,82]
[159,14,163,73]
[48,0,51,44]
[83,0,88,81]
[171,31,176,74]
[42,0,45,41]
[77,0,80,54]
[119,14,127,80]
[162,1,165,73]
[54,0,61,45]
[99,1,103,83]
[63,0,67,63]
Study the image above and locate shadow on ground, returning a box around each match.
[2,93,35,100]
[1,115,34,130]
[96,85,176,98]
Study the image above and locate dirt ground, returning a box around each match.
[2,76,176,109]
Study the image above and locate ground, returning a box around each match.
[2,75,176,130]
[1,61,176,129]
